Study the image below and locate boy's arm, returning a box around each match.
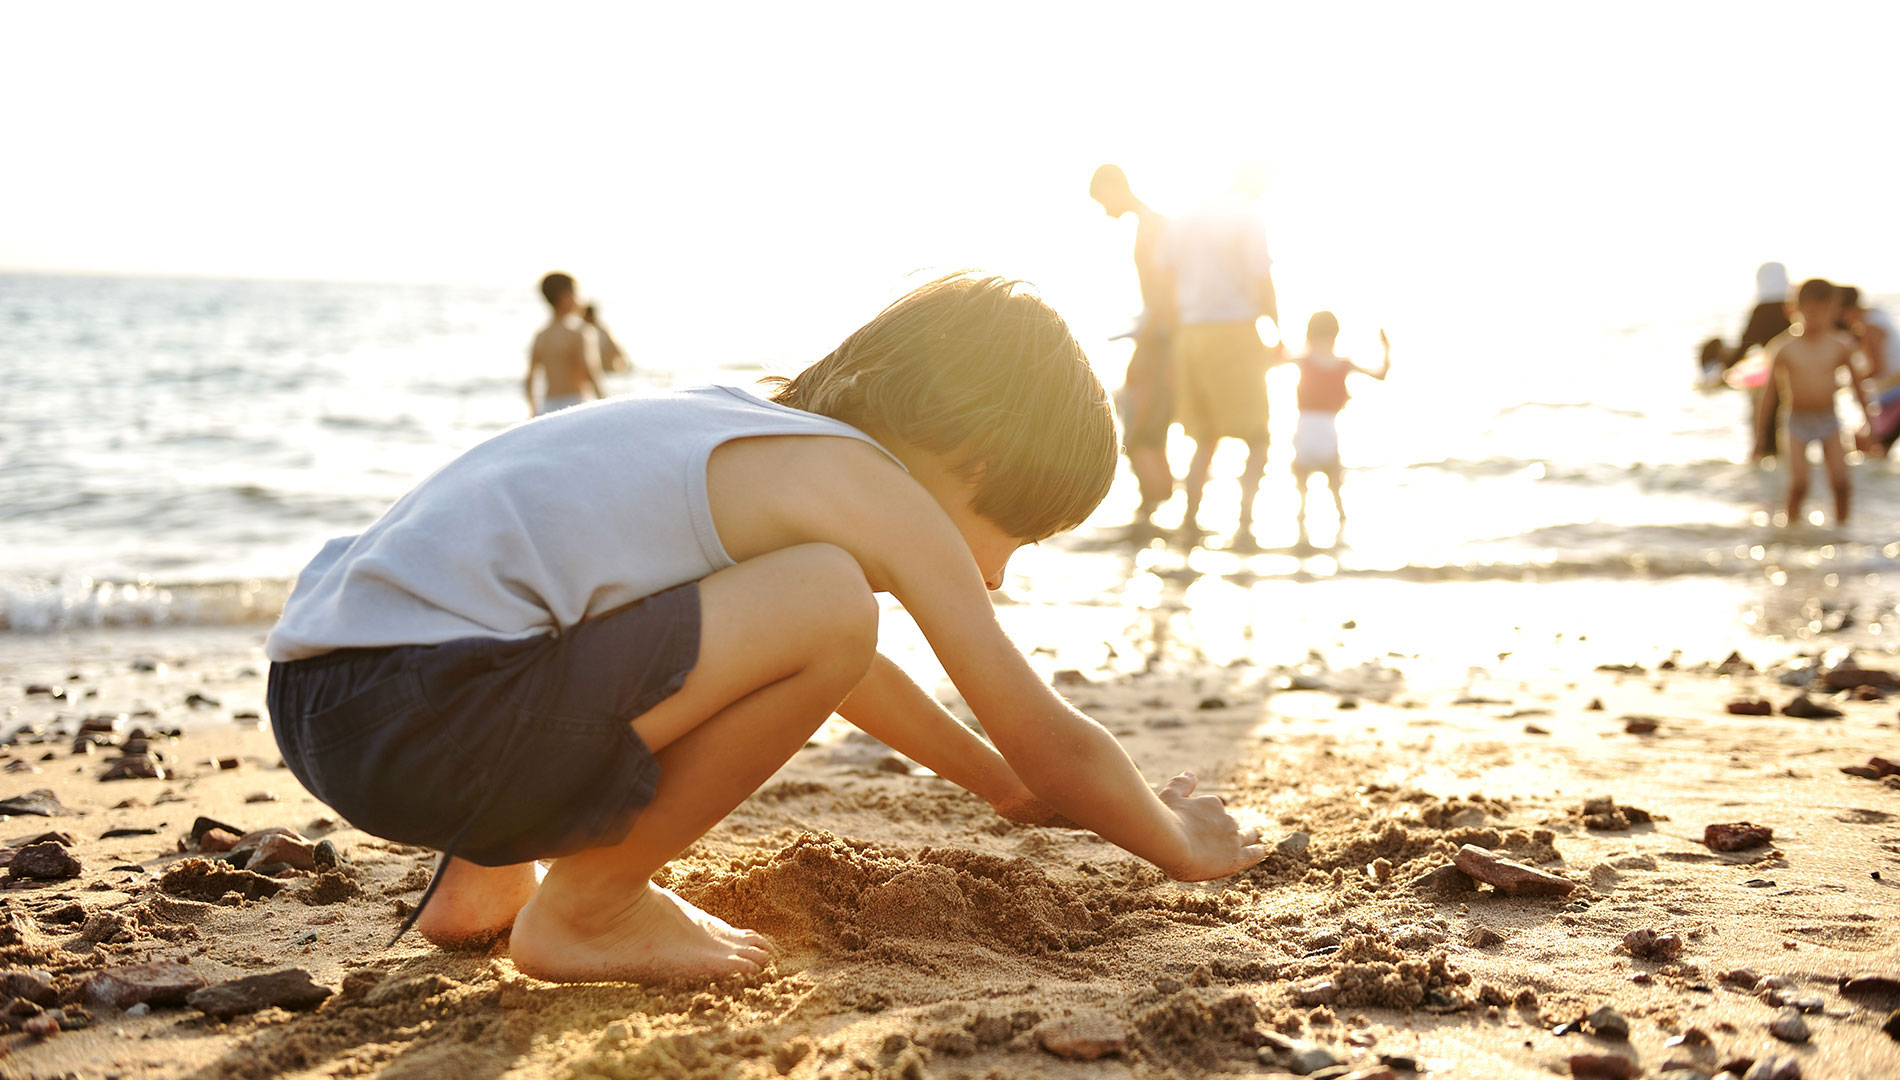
[797,463,1265,881]
[835,654,1056,824]
[524,352,541,411]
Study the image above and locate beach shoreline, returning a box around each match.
[2,617,1897,1079]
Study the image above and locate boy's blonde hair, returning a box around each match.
[767,273,1116,541]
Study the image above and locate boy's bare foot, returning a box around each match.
[416,858,538,949]
[509,881,771,983]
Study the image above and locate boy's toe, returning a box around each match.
[733,944,771,967]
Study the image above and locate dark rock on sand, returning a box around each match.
[1452,844,1575,897]
[1840,973,1900,1000]
[1585,1005,1629,1039]
[1035,1011,1126,1060]
[83,962,207,1009]
[1623,928,1683,960]
[100,754,165,781]
[99,827,157,839]
[1567,1052,1637,1078]
[186,967,333,1019]
[1466,925,1506,947]
[312,839,340,868]
[6,841,81,880]
[1766,1006,1808,1042]
[0,789,70,817]
[1822,663,1900,691]
[1725,697,1772,716]
[1585,697,1605,711]
[1620,715,1660,734]
[184,692,221,709]
[189,816,245,843]
[1780,695,1841,719]
[1704,822,1773,852]
[1841,756,1900,780]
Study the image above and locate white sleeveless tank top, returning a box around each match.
[265,386,901,661]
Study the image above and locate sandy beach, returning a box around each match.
[2,623,1896,1080]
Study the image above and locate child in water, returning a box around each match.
[1288,312,1390,548]
[1755,278,1871,524]
[265,274,1266,984]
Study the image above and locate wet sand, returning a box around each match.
[2,632,1898,1079]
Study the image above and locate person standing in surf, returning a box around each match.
[1158,168,1280,550]
[1287,313,1390,549]
[1755,278,1871,525]
[526,272,606,418]
[1090,165,1175,534]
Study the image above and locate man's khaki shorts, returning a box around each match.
[1172,321,1269,441]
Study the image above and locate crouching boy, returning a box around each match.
[265,274,1266,984]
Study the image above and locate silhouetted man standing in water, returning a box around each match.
[527,272,605,418]
[1159,171,1279,548]
[1090,165,1174,532]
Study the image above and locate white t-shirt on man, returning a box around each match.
[1161,195,1273,327]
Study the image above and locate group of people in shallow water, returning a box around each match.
[1089,165,1389,552]
[1703,263,1898,526]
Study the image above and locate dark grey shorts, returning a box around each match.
[266,583,699,867]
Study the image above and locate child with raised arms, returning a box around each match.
[264,274,1267,983]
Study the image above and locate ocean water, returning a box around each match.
[4,272,1897,674]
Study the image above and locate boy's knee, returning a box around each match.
[783,543,878,654]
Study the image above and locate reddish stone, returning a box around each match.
[186,968,332,1019]
[1704,822,1773,852]
[1623,928,1683,960]
[1725,697,1772,716]
[197,828,240,853]
[83,962,208,1009]
[1452,844,1575,897]
[248,833,316,872]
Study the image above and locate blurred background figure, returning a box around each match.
[1842,285,1900,456]
[527,272,605,417]
[1089,164,1174,534]
[1753,278,1868,524]
[1286,314,1391,550]
[1735,261,1794,459]
[1161,169,1279,549]
[584,303,631,375]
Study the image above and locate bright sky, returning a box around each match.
[5,2,1899,353]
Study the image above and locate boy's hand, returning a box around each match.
[1156,771,1266,881]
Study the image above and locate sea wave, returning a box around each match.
[0,576,292,634]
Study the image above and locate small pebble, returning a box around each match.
[1767,1006,1809,1043]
